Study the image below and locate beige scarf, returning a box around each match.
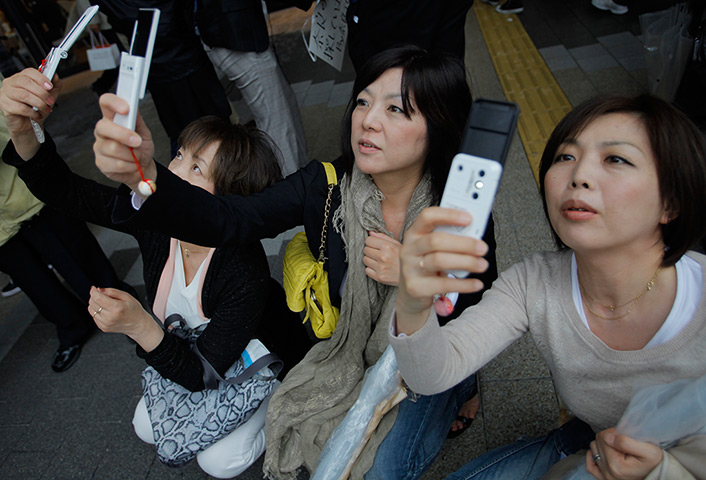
[263,165,433,480]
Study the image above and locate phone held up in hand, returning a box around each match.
[31,5,99,143]
[436,99,519,278]
[114,8,160,130]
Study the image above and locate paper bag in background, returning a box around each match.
[86,31,119,71]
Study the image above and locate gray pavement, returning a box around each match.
[0,1,680,478]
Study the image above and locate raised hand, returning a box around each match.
[396,207,489,335]
[93,93,156,193]
[0,68,61,158]
[364,231,403,286]
[586,428,663,480]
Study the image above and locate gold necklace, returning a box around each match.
[580,267,661,320]
[181,245,208,258]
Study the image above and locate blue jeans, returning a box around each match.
[445,417,595,480]
[365,374,478,480]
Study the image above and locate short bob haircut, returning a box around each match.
[538,94,706,266]
[340,45,472,203]
[178,116,282,197]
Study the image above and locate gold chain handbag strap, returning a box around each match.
[318,163,338,263]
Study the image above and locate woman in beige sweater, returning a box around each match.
[390,94,706,480]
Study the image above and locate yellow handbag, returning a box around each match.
[282,162,340,339]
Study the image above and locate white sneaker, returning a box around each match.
[591,0,628,15]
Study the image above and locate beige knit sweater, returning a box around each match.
[390,249,706,479]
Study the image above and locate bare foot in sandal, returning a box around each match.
[448,394,480,439]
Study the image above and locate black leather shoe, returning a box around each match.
[51,344,82,373]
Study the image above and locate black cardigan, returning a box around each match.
[3,137,275,391]
[111,159,499,322]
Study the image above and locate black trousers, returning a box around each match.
[0,207,127,348]
[346,0,473,72]
[148,64,232,155]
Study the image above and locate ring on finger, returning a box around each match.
[592,452,601,463]
[92,306,103,318]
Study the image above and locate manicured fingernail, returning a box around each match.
[44,82,52,90]
[606,433,615,446]
[46,96,54,106]
[129,135,140,146]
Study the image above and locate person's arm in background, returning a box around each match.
[0,70,140,236]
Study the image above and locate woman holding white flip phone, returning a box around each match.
[92,46,498,480]
[391,95,706,479]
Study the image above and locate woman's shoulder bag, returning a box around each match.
[282,161,340,339]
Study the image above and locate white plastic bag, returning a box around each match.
[558,374,706,479]
[311,345,407,480]
[616,373,706,448]
[640,3,694,102]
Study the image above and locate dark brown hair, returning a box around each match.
[178,116,282,196]
[340,46,472,203]
[538,94,706,266]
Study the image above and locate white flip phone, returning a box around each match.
[436,99,519,278]
[39,5,99,81]
[114,8,160,130]
[32,5,99,142]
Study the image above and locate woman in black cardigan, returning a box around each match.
[93,46,499,480]
[0,69,304,477]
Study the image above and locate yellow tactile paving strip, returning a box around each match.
[474,2,572,184]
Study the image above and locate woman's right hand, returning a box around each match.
[586,428,663,480]
[396,207,489,335]
[93,93,156,193]
[88,286,164,352]
[0,68,60,158]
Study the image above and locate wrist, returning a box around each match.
[13,133,42,161]
[395,298,432,336]
[146,161,157,181]
[130,313,164,352]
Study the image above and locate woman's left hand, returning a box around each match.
[586,428,663,480]
[88,286,164,352]
[364,231,402,285]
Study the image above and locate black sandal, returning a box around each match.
[447,415,474,439]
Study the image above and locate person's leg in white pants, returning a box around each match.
[132,389,276,478]
[196,392,274,478]
[132,396,156,445]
